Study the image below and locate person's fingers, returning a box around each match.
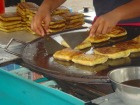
[107,26,113,33]
[31,16,45,36]
[44,16,50,34]
[89,23,99,37]
[95,23,104,35]
[38,25,45,36]
[101,23,109,34]
[31,20,34,31]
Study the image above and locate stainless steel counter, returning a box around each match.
[0,31,39,48]
[91,93,126,105]
[0,30,39,64]
[0,47,19,64]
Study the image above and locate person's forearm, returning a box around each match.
[39,0,66,14]
[111,0,140,21]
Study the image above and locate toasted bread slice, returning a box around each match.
[0,20,21,26]
[69,18,84,24]
[17,7,26,16]
[72,53,108,66]
[61,40,70,48]
[26,7,38,14]
[52,6,70,15]
[53,48,82,61]
[66,25,83,30]
[49,21,65,25]
[26,26,36,34]
[94,46,130,59]
[0,24,22,29]
[48,27,66,33]
[75,41,92,50]
[61,40,91,50]
[133,35,140,43]
[49,23,66,29]
[61,12,84,20]
[51,15,65,22]
[0,27,24,32]
[18,2,39,11]
[85,35,110,43]
[106,26,127,38]
[66,21,84,29]
[114,40,140,53]
[0,12,22,21]
[47,15,66,29]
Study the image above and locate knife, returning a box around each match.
[61,31,89,49]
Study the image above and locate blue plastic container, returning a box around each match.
[0,63,21,71]
[0,70,85,105]
[0,63,45,81]
[0,63,60,89]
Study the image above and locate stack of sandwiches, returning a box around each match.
[48,15,66,33]
[49,6,85,33]
[52,6,70,16]
[0,2,85,34]
[26,8,38,34]
[17,2,39,34]
[61,12,84,29]
[0,12,24,32]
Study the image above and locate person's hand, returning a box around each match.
[31,8,51,36]
[89,11,121,36]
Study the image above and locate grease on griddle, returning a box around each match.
[34,41,51,68]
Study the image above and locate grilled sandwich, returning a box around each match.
[106,26,127,38]
[72,53,108,66]
[94,46,130,59]
[53,48,82,61]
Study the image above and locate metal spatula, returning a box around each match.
[44,36,65,55]
[61,31,89,49]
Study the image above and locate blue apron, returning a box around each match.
[93,0,140,23]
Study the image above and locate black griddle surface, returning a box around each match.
[22,26,140,83]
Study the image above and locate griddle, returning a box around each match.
[5,26,140,84]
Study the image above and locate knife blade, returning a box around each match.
[61,31,89,49]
